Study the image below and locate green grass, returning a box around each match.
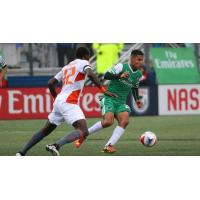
[0,115,200,156]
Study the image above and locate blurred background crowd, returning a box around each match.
[0,43,199,88]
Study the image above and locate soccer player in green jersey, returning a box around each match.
[0,56,8,87]
[75,49,144,153]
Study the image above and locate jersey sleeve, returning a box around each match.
[133,81,140,88]
[133,73,142,88]
[54,71,62,82]
[107,63,123,74]
[133,77,141,88]
[81,60,92,73]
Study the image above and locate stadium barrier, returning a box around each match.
[1,84,199,119]
[0,87,102,120]
[0,87,54,119]
[158,84,200,115]
[0,86,158,120]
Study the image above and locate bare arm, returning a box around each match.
[131,87,143,108]
[48,77,59,98]
[0,66,8,87]
[84,68,117,97]
[85,68,102,88]
[131,87,139,102]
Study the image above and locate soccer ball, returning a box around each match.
[140,131,157,147]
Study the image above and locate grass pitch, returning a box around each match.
[0,115,200,156]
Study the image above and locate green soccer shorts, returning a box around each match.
[100,96,131,116]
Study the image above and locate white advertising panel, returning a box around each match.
[159,84,200,115]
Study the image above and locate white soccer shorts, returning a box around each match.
[48,99,85,125]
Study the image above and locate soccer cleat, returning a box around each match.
[16,151,25,156]
[101,144,117,153]
[16,152,23,156]
[46,144,60,156]
[74,138,85,148]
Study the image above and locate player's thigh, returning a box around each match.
[60,103,86,126]
[116,112,130,128]
[116,105,131,128]
[48,102,65,126]
[102,112,115,127]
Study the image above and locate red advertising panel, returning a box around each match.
[0,87,102,120]
[159,84,200,115]
[79,87,102,117]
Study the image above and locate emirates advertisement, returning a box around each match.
[0,87,158,119]
[0,87,102,120]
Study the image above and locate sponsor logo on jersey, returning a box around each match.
[119,79,134,87]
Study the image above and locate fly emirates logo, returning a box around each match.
[8,89,52,114]
[1,87,102,119]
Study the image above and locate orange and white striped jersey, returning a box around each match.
[54,59,91,104]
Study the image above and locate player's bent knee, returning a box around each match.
[41,123,57,137]
[103,119,114,127]
[82,129,89,138]
[119,120,129,128]
[77,127,89,138]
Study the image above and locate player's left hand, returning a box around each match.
[136,100,143,108]
[104,91,118,98]
[120,72,129,79]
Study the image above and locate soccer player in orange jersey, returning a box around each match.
[16,47,116,156]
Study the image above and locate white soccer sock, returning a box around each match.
[88,121,104,135]
[105,126,125,147]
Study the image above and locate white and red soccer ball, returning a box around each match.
[140,131,157,147]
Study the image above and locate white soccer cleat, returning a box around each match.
[46,144,60,156]
[16,152,23,156]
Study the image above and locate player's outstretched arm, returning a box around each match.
[48,77,59,99]
[85,68,102,88]
[104,71,129,80]
[131,87,143,108]
[104,71,123,80]
[85,68,117,98]
[132,87,139,101]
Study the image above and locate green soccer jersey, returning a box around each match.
[106,63,142,103]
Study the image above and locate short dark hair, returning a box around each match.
[76,47,90,59]
[131,49,144,57]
